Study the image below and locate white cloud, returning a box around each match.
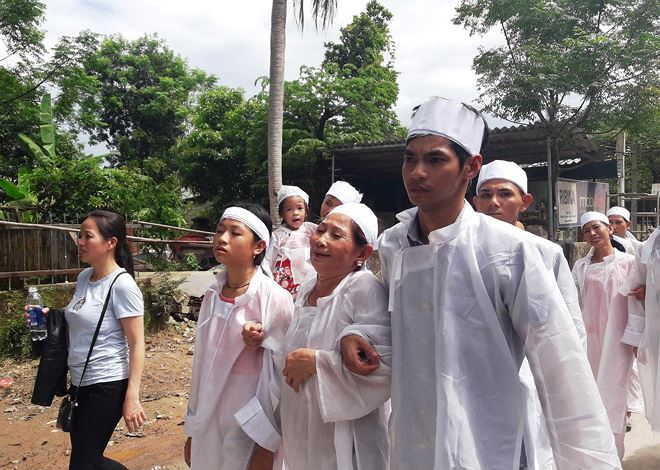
[38,0,507,129]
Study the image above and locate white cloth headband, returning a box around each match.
[606,206,631,221]
[221,207,270,248]
[277,185,309,205]
[580,211,610,228]
[407,97,486,156]
[329,203,378,245]
[326,181,363,204]
[477,160,528,194]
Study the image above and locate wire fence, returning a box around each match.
[0,207,214,291]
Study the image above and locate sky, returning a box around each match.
[37,0,506,129]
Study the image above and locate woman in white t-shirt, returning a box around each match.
[43,210,146,469]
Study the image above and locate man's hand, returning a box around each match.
[242,321,265,349]
[283,348,316,392]
[629,286,646,302]
[340,335,380,375]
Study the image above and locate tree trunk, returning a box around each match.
[267,0,287,222]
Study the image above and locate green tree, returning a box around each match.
[176,85,268,214]
[5,92,186,226]
[53,33,216,180]
[323,0,394,72]
[0,0,46,182]
[453,0,659,179]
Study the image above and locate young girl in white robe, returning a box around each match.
[183,203,293,470]
[267,185,317,298]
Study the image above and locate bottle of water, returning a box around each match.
[26,287,47,341]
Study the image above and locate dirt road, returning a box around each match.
[2,322,659,469]
[1,326,194,470]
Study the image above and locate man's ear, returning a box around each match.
[464,154,483,180]
[520,193,534,212]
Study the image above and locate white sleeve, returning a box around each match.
[265,232,280,272]
[112,274,144,318]
[235,288,294,452]
[508,245,620,469]
[184,291,213,437]
[552,250,586,348]
[621,254,647,347]
[376,233,392,289]
[315,275,391,423]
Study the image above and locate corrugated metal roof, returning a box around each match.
[331,122,606,178]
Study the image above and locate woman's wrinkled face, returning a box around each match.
[213,218,264,266]
[582,220,613,248]
[281,196,307,230]
[78,217,115,264]
[310,213,362,277]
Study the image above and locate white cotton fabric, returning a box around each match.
[280,270,391,470]
[623,232,643,255]
[277,185,309,205]
[581,211,610,228]
[572,248,639,458]
[65,268,143,386]
[607,206,631,222]
[377,202,620,469]
[476,160,528,194]
[621,227,660,431]
[266,222,317,298]
[184,269,293,470]
[407,97,486,156]
[326,181,363,204]
[329,202,379,245]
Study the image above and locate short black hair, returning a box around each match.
[224,201,273,266]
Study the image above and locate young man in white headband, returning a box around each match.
[473,159,590,468]
[473,160,533,226]
[605,206,645,430]
[607,206,642,255]
[320,181,363,218]
[341,97,619,469]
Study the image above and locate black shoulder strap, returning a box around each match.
[75,271,129,391]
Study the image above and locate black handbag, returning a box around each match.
[56,272,128,432]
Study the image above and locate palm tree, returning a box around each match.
[267,0,337,221]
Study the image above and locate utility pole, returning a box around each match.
[630,143,639,231]
[616,131,626,206]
